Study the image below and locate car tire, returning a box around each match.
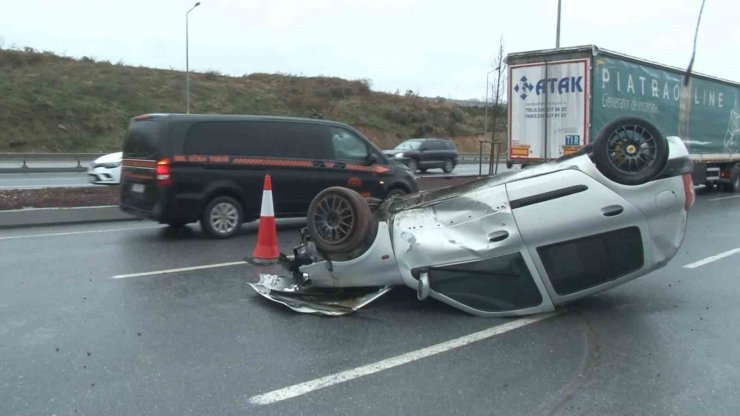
[201,196,243,239]
[593,117,668,186]
[419,168,428,173]
[406,159,418,172]
[307,187,372,254]
[442,159,455,173]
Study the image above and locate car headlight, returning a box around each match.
[395,152,405,158]
[103,162,121,168]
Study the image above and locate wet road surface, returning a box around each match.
[0,190,738,415]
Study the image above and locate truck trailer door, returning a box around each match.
[508,59,590,163]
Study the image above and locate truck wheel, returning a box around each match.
[307,187,372,254]
[201,196,243,239]
[731,168,740,193]
[593,117,668,185]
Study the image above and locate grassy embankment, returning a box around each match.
[0,47,507,154]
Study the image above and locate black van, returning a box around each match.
[119,114,417,238]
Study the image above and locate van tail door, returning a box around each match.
[508,59,590,163]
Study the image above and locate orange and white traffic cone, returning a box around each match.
[250,174,280,264]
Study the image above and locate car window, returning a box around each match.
[538,227,644,295]
[427,252,543,312]
[123,119,163,158]
[330,128,369,161]
[394,140,422,150]
[184,121,332,159]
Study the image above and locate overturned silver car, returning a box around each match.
[250,118,695,316]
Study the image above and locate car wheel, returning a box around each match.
[385,188,407,200]
[307,187,372,254]
[442,159,455,173]
[419,168,428,173]
[406,159,418,172]
[201,196,243,239]
[593,117,668,185]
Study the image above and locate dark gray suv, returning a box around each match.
[384,138,458,173]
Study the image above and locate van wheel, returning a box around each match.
[593,117,668,185]
[307,187,371,254]
[202,196,243,239]
[385,188,407,200]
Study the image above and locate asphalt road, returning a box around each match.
[1,190,739,415]
[0,163,504,190]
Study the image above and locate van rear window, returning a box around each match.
[123,119,163,158]
[184,121,332,159]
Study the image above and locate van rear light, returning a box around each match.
[682,174,694,210]
[156,158,171,186]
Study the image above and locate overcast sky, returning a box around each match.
[1,0,737,99]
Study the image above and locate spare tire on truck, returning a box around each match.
[307,187,372,255]
[592,117,669,185]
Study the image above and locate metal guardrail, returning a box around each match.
[0,152,505,173]
[0,153,105,173]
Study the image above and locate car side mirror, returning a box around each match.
[366,153,379,165]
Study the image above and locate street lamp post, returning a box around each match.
[483,69,496,136]
[186,2,201,114]
[556,0,562,48]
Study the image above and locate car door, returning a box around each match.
[505,168,652,302]
[391,182,554,316]
[417,141,434,167]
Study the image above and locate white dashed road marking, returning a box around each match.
[709,195,740,202]
[247,313,558,406]
[0,225,162,241]
[683,247,740,269]
[112,261,247,279]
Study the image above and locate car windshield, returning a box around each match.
[394,140,423,150]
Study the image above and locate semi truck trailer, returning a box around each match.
[506,45,740,191]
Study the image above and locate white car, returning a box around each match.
[88,152,122,185]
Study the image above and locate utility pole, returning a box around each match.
[556,0,562,48]
[483,69,496,136]
[186,2,201,114]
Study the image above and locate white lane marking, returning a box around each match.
[683,247,740,269]
[709,195,740,202]
[0,225,162,241]
[248,313,557,406]
[112,261,247,279]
